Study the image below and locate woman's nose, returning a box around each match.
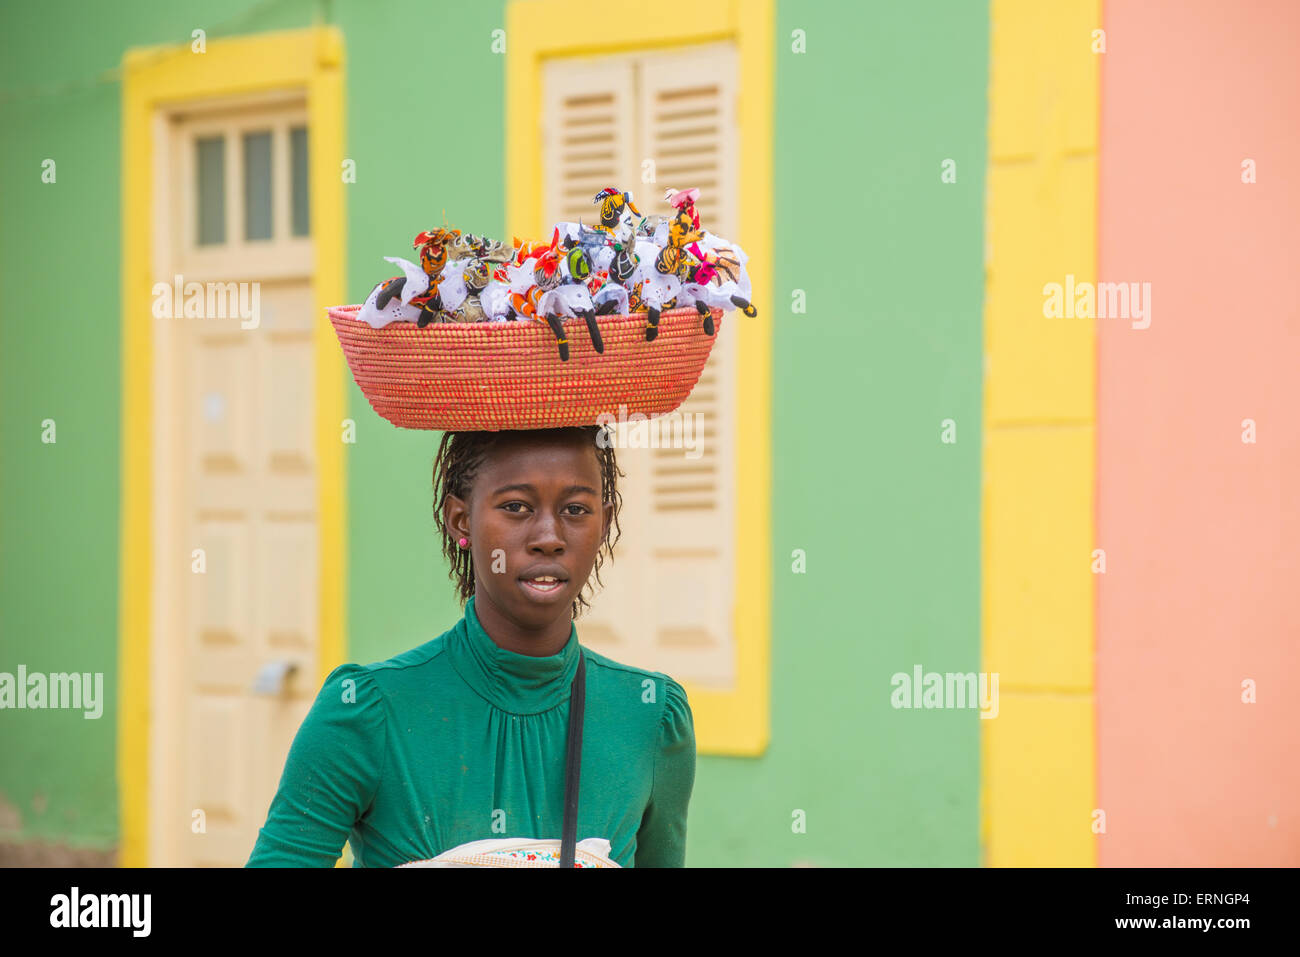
[528,512,564,551]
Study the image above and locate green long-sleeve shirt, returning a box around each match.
[246,596,695,867]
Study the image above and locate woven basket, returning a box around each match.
[328,304,723,431]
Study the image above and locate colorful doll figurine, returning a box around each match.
[534,230,602,361]
[478,265,515,322]
[632,233,684,342]
[689,231,759,319]
[664,187,701,231]
[593,187,641,232]
[503,237,551,323]
[449,232,515,265]
[671,259,717,334]
[659,187,758,333]
[406,228,525,325]
[655,190,711,330]
[434,257,496,322]
[579,190,643,317]
[357,255,428,327]
[662,190,704,255]
[554,187,640,269]
[588,227,637,316]
[458,263,491,322]
[636,191,707,340]
[418,227,461,267]
[368,227,463,327]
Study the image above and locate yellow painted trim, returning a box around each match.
[980,0,1100,866]
[505,0,774,756]
[119,26,347,867]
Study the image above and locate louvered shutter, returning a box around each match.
[541,57,637,233]
[541,44,740,689]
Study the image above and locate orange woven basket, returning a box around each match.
[328,304,723,431]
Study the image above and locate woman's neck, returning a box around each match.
[471,592,572,657]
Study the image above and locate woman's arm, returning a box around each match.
[632,677,696,867]
[245,664,388,867]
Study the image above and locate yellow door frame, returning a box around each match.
[505,0,774,755]
[118,26,347,867]
[980,0,1100,866]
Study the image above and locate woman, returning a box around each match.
[246,426,696,867]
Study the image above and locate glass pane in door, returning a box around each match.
[243,130,273,241]
[196,135,226,246]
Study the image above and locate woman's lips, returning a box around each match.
[520,578,566,600]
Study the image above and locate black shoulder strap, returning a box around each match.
[559,650,586,868]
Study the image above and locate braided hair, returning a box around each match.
[432,426,624,620]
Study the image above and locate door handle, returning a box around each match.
[251,659,298,695]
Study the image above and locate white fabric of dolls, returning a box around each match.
[356,256,428,328]
[538,279,595,320]
[434,257,472,313]
[692,232,753,311]
[591,280,629,315]
[478,280,514,321]
[632,239,681,311]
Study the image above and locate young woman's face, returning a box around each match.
[447,432,613,634]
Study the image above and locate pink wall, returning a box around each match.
[1096,0,1300,865]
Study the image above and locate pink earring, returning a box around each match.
[458,537,468,547]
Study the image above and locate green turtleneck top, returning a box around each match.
[245,596,695,867]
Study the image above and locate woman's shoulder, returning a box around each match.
[321,630,456,696]
[363,632,454,673]
[580,646,686,695]
[579,647,693,742]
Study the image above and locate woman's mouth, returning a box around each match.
[520,576,567,600]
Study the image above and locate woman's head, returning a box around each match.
[433,426,623,627]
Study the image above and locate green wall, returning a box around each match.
[0,0,327,853]
[0,0,987,865]
[698,0,988,866]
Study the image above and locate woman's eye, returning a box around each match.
[500,502,589,515]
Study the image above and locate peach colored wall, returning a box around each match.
[1096,0,1300,865]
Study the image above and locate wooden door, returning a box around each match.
[150,93,320,866]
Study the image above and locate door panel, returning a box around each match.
[156,97,318,866]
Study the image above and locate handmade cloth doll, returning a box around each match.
[533,237,602,360]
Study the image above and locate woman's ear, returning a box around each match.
[444,494,470,541]
[601,500,614,542]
